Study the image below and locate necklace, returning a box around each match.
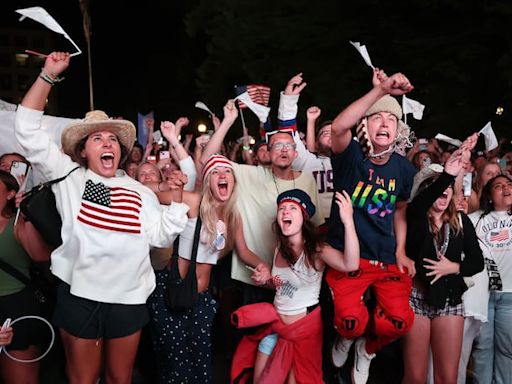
[272,172,296,195]
[432,223,450,259]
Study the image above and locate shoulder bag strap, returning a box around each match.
[23,166,80,197]
[0,258,31,285]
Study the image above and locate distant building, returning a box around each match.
[0,27,59,113]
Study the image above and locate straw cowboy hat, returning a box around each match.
[61,110,136,161]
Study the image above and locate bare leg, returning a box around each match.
[254,351,270,384]
[0,346,40,384]
[104,331,141,384]
[401,314,431,384]
[431,315,464,384]
[60,328,103,384]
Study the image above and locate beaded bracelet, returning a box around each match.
[39,70,65,86]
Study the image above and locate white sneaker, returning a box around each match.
[351,337,376,384]
[331,336,354,368]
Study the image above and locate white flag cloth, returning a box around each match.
[235,92,270,123]
[402,95,425,120]
[435,133,462,147]
[16,7,82,56]
[349,41,375,69]
[195,101,214,115]
[479,121,498,151]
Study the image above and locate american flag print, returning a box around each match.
[235,84,271,109]
[78,180,142,234]
[490,229,509,242]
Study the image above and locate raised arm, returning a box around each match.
[21,52,70,110]
[199,100,238,166]
[306,106,321,152]
[331,68,413,154]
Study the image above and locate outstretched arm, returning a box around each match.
[305,106,321,152]
[331,68,413,154]
[199,100,238,166]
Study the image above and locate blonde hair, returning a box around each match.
[199,172,240,251]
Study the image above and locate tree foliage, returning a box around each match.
[186,0,512,140]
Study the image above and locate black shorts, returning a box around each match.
[52,282,149,339]
[0,286,48,351]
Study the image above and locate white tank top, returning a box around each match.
[272,249,323,315]
[178,217,221,265]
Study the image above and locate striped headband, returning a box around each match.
[202,154,233,181]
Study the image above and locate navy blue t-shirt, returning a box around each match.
[327,140,416,263]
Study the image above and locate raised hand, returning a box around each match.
[43,52,70,78]
[379,72,414,96]
[174,117,189,138]
[372,67,389,87]
[223,99,238,123]
[306,106,321,121]
[160,121,177,143]
[284,73,307,95]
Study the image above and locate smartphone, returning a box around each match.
[419,138,428,151]
[1,318,11,331]
[10,161,28,186]
[146,155,157,164]
[463,172,473,197]
[159,151,170,160]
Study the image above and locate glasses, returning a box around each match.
[269,142,296,151]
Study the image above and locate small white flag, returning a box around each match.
[349,41,375,69]
[479,121,498,151]
[195,101,213,115]
[435,133,462,147]
[235,92,270,123]
[402,95,425,120]
[16,7,82,56]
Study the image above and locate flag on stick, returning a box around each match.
[234,85,271,123]
[16,7,82,56]
[349,41,374,69]
[435,133,462,147]
[479,121,498,151]
[402,95,425,120]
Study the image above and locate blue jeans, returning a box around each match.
[472,292,512,384]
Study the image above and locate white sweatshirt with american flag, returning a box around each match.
[15,106,189,304]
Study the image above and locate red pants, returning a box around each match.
[326,258,413,354]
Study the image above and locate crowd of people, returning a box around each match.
[0,51,511,384]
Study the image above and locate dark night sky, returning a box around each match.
[2,0,512,142]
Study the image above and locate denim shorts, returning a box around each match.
[409,287,464,319]
[52,281,148,339]
[258,333,278,355]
